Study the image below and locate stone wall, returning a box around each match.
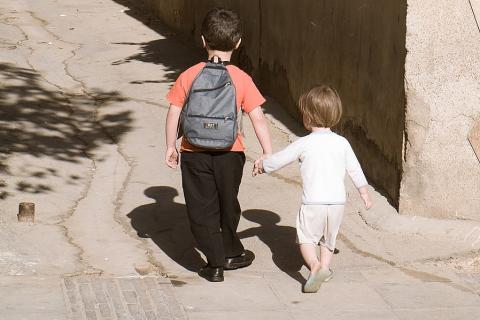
[144,0,408,207]
[255,1,407,210]
[401,0,480,219]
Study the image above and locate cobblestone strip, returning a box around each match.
[62,276,186,320]
[62,277,84,320]
[144,278,185,320]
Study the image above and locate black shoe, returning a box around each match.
[224,250,255,270]
[198,265,224,282]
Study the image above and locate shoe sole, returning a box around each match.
[205,276,224,282]
[198,274,224,282]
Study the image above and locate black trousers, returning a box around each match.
[181,151,246,267]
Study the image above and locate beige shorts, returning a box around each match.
[296,204,345,251]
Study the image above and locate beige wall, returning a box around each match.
[401,0,480,219]
[144,0,408,207]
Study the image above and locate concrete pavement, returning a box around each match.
[0,0,479,319]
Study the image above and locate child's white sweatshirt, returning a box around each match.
[263,129,368,205]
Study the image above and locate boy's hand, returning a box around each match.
[252,164,260,177]
[360,191,372,210]
[165,147,179,169]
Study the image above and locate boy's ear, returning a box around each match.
[235,38,242,49]
[201,35,207,48]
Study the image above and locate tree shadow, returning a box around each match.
[0,62,132,198]
[127,186,205,272]
[238,209,306,285]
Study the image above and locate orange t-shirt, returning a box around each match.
[166,62,266,152]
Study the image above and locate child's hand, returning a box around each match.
[252,158,264,177]
[358,186,372,209]
[360,191,372,210]
[165,147,179,169]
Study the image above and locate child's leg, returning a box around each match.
[319,245,334,270]
[297,205,327,274]
[300,243,321,273]
[319,205,344,270]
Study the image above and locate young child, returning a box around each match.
[254,85,372,292]
[165,8,272,282]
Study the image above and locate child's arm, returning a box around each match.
[261,138,305,173]
[345,142,372,209]
[358,186,372,210]
[248,107,273,156]
[165,105,181,169]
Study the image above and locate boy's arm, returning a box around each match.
[165,105,182,169]
[248,107,273,156]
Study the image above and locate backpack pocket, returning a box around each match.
[182,113,237,149]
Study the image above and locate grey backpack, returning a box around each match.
[179,58,239,149]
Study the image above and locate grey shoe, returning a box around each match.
[323,269,334,282]
[303,269,333,293]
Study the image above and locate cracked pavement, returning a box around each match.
[1,0,480,319]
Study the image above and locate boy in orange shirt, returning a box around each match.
[165,8,272,282]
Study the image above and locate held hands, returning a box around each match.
[252,159,264,177]
[252,154,270,177]
[165,147,179,169]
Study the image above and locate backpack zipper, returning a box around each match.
[192,81,231,93]
[187,114,234,121]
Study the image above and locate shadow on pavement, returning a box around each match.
[110,0,203,83]
[0,62,132,199]
[127,187,306,279]
[127,186,205,272]
[239,209,306,285]
[111,37,200,83]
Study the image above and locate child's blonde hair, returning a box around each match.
[298,85,342,129]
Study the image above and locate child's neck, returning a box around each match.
[207,49,233,62]
[311,127,331,133]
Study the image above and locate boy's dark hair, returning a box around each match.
[201,8,242,51]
